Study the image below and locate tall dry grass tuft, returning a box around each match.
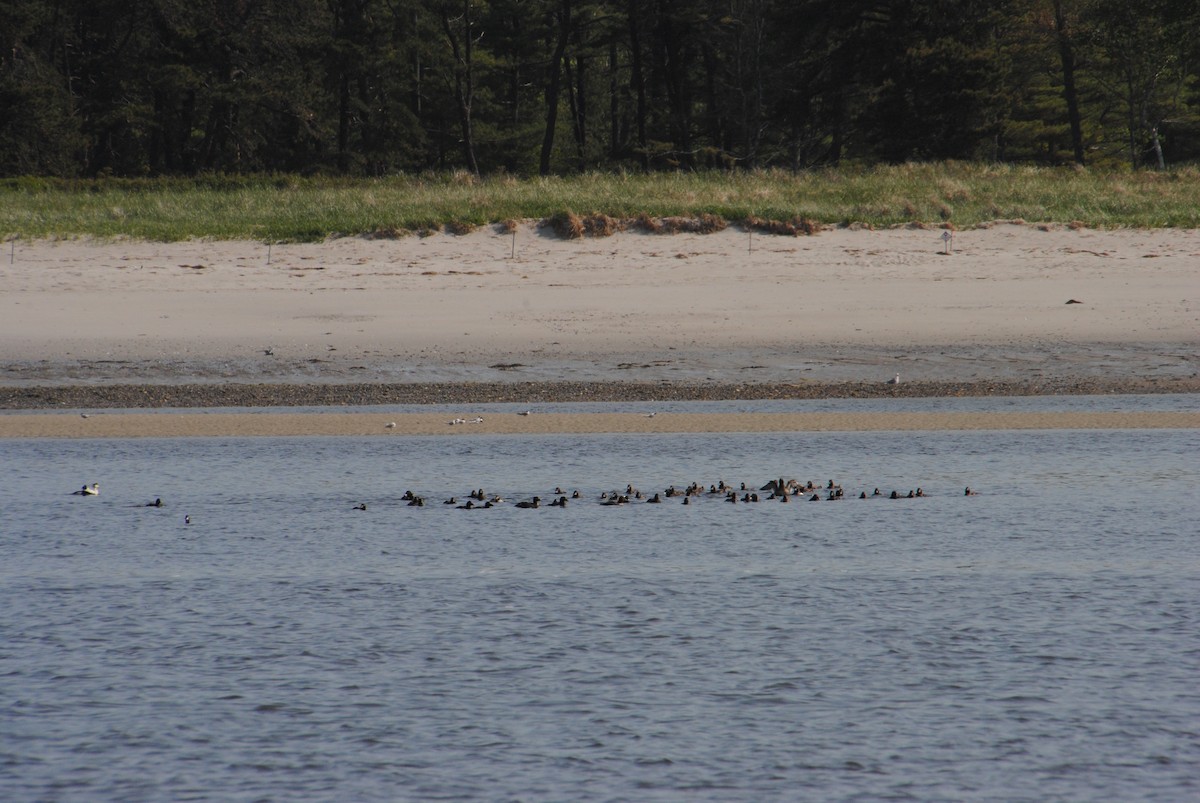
[548,210,584,239]
[582,213,623,237]
[444,220,478,235]
[745,216,823,235]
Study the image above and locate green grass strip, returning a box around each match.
[3,163,1199,242]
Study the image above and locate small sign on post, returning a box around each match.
[941,230,953,255]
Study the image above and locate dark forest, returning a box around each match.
[3,0,1198,177]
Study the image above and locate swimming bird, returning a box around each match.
[72,483,99,496]
[353,503,367,511]
[515,496,541,509]
[184,515,191,524]
[965,487,978,496]
[145,498,163,507]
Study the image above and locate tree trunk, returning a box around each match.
[540,0,572,176]
[627,0,648,170]
[1052,0,1085,165]
[441,2,480,175]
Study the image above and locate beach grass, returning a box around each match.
[3,163,1200,242]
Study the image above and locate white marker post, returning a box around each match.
[941,230,953,255]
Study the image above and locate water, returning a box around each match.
[2,401,1198,801]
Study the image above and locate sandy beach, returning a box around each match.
[1,222,1196,435]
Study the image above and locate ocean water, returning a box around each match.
[2,401,1198,801]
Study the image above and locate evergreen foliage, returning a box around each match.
[2,0,1198,177]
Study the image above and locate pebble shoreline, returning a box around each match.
[3,376,1197,410]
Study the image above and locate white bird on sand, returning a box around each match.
[887,373,900,385]
[385,422,396,429]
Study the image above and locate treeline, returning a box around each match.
[2,0,1199,178]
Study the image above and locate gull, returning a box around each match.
[71,483,99,496]
[263,347,275,356]
[644,412,656,418]
[385,422,396,429]
[886,373,900,385]
[468,417,484,424]
[448,417,466,425]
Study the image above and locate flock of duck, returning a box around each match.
[69,477,980,521]
[351,479,981,511]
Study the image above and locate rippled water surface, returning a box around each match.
[3,404,1198,801]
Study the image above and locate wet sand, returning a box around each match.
[2,410,1197,439]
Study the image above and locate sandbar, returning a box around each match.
[0,410,1196,439]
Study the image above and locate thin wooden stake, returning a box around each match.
[511,230,516,259]
[9,240,13,265]
[267,243,272,264]
[748,230,753,254]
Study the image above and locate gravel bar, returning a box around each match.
[3,376,1198,410]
